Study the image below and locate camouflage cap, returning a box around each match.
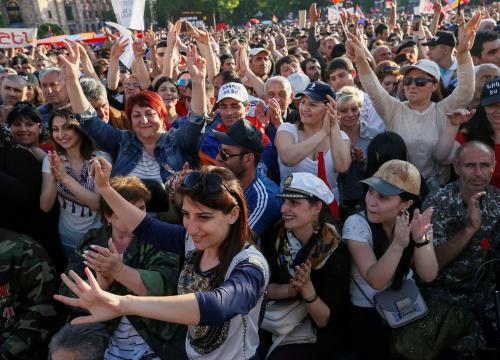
[361,159,421,196]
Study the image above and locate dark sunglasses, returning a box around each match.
[218,147,248,161]
[403,76,435,87]
[181,171,225,193]
[381,65,400,73]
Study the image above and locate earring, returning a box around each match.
[313,217,320,234]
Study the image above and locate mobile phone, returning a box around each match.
[180,21,188,33]
[412,15,421,31]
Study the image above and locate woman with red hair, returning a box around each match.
[59,41,208,187]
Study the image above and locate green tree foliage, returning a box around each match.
[37,23,65,38]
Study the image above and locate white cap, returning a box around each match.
[249,47,271,57]
[278,172,334,205]
[217,82,249,103]
[401,59,441,81]
[287,72,310,97]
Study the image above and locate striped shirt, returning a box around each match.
[104,316,159,360]
[128,150,163,185]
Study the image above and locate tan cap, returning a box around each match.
[361,160,421,196]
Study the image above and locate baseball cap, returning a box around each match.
[277,173,335,205]
[295,81,336,102]
[287,72,310,97]
[480,78,500,107]
[249,47,271,57]
[217,82,249,104]
[400,59,441,81]
[213,119,264,153]
[395,40,416,55]
[361,160,421,196]
[422,31,457,48]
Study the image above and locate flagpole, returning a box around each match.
[457,0,461,12]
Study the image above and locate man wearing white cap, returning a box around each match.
[198,82,274,177]
[249,48,272,81]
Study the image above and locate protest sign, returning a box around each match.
[415,0,435,14]
[105,21,134,69]
[111,0,145,31]
[328,7,341,24]
[0,28,37,48]
[298,10,307,29]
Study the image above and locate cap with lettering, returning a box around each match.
[217,82,249,104]
[480,78,500,107]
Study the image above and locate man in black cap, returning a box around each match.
[214,119,282,238]
[424,31,458,91]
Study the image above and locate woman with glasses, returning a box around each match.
[345,12,480,191]
[55,161,269,360]
[59,41,206,188]
[374,60,402,98]
[258,172,351,359]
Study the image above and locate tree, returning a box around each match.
[37,23,65,38]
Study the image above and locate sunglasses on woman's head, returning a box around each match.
[181,171,225,193]
[381,65,400,73]
[403,76,435,87]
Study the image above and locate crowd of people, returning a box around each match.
[1,1,500,359]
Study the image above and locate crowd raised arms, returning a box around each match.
[0,3,500,360]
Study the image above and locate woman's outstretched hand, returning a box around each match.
[89,157,113,194]
[54,267,123,325]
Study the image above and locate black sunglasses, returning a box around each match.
[403,76,435,87]
[218,147,248,161]
[181,171,225,193]
[381,65,400,73]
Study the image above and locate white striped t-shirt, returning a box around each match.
[128,150,163,184]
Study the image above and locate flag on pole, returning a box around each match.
[385,0,393,9]
[443,0,459,11]
[355,5,364,18]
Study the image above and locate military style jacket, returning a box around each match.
[422,182,500,310]
[0,229,59,360]
[61,225,187,359]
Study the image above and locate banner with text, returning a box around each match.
[111,0,145,31]
[0,28,37,48]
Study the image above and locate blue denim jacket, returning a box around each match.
[77,107,206,182]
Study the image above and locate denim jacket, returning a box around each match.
[77,107,206,182]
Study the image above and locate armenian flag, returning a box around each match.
[355,5,364,18]
[443,0,459,11]
[385,0,393,9]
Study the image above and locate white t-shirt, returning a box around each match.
[342,212,413,308]
[277,122,349,200]
[127,150,163,185]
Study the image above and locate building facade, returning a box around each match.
[1,0,113,34]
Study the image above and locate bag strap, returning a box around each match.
[351,277,376,307]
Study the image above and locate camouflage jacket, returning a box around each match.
[422,182,500,311]
[0,228,59,360]
[61,225,187,360]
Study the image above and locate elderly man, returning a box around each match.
[422,141,500,356]
[79,77,130,130]
[37,67,70,128]
[249,47,272,81]
[371,45,393,64]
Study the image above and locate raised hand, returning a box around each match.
[48,151,68,182]
[309,3,320,24]
[410,207,434,241]
[144,30,157,49]
[325,95,339,130]
[186,21,210,45]
[83,240,124,279]
[54,268,123,325]
[345,34,366,64]
[186,45,206,81]
[167,21,181,48]
[110,38,129,60]
[394,210,411,249]
[456,10,481,54]
[132,39,146,59]
[58,39,80,81]
[89,157,113,194]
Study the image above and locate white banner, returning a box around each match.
[111,0,145,31]
[0,28,37,48]
[327,8,341,24]
[415,0,434,15]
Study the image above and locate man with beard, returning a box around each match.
[301,58,322,82]
[214,119,281,238]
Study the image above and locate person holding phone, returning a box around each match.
[421,141,500,356]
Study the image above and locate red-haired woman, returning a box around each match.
[60,40,208,185]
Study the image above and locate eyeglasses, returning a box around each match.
[181,171,225,193]
[218,147,248,161]
[403,76,435,87]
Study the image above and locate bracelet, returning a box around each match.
[413,238,430,248]
[303,293,318,304]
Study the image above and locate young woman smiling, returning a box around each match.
[55,161,269,360]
